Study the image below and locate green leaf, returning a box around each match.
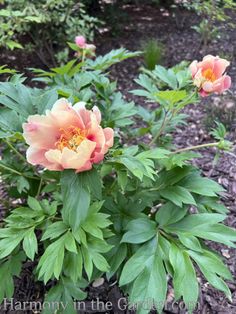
[0,65,17,75]
[198,197,228,214]
[179,174,224,196]
[117,170,128,191]
[190,224,236,247]
[154,66,178,89]
[160,186,196,206]
[27,196,42,211]
[64,231,77,253]
[155,202,187,226]
[42,221,68,240]
[189,250,232,280]
[42,278,87,314]
[155,90,187,107]
[106,241,127,280]
[119,240,154,286]
[37,235,66,283]
[92,252,110,272]
[137,148,169,160]
[81,245,93,280]
[6,40,23,50]
[0,252,25,303]
[82,168,102,200]
[178,233,203,252]
[0,82,34,118]
[34,89,58,114]
[81,201,111,240]
[113,147,168,181]
[0,107,23,134]
[22,228,38,260]
[169,244,199,313]
[0,230,25,259]
[61,170,91,231]
[87,48,141,71]
[189,250,232,300]
[16,176,30,193]
[166,214,236,247]
[166,213,226,231]
[120,237,167,314]
[64,250,83,282]
[130,254,167,313]
[121,218,157,244]
[163,152,201,170]
[202,271,232,301]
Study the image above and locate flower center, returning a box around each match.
[56,126,87,152]
[202,69,216,82]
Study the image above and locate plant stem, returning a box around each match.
[150,110,168,146]
[36,178,43,199]
[171,142,219,154]
[0,163,40,181]
[81,49,87,72]
[3,139,26,162]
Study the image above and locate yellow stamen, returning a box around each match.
[202,69,216,82]
[56,126,87,152]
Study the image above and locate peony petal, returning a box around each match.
[75,36,86,48]
[213,58,230,78]
[189,60,198,77]
[212,77,225,93]
[104,128,114,148]
[198,55,215,72]
[75,161,93,173]
[199,89,209,97]
[51,98,72,112]
[202,81,214,93]
[77,107,92,128]
[23,115,60,149]
[223,75,231,90]
[61,140,96,171]
[27,147,62,170]
[73,101,86,111]
[92,106,101,124]
[44,149,64,170]
[91,152,105,163]
[49,98,85,130]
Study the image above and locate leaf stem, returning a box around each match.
[3,139,26,162]
[0,163,40,181]
[150,110,168,146]
[36,178,43,198]
[171,142,220,154]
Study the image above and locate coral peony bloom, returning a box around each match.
[189,55,231,97]
[23,99,114,173]
[75,36,86,48]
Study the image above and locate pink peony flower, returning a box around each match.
[23,99,114,173]
[75,36,86,48]
[189,55,231,97]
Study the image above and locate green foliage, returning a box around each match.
[182,0,236,48]
[0,252,25,303]
[141,38,165,70]
[203,96,236,132]
[192,18,219,46]
[0,47,235,314]
[0,0,100,64]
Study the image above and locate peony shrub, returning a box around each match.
[0,46,235,314]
